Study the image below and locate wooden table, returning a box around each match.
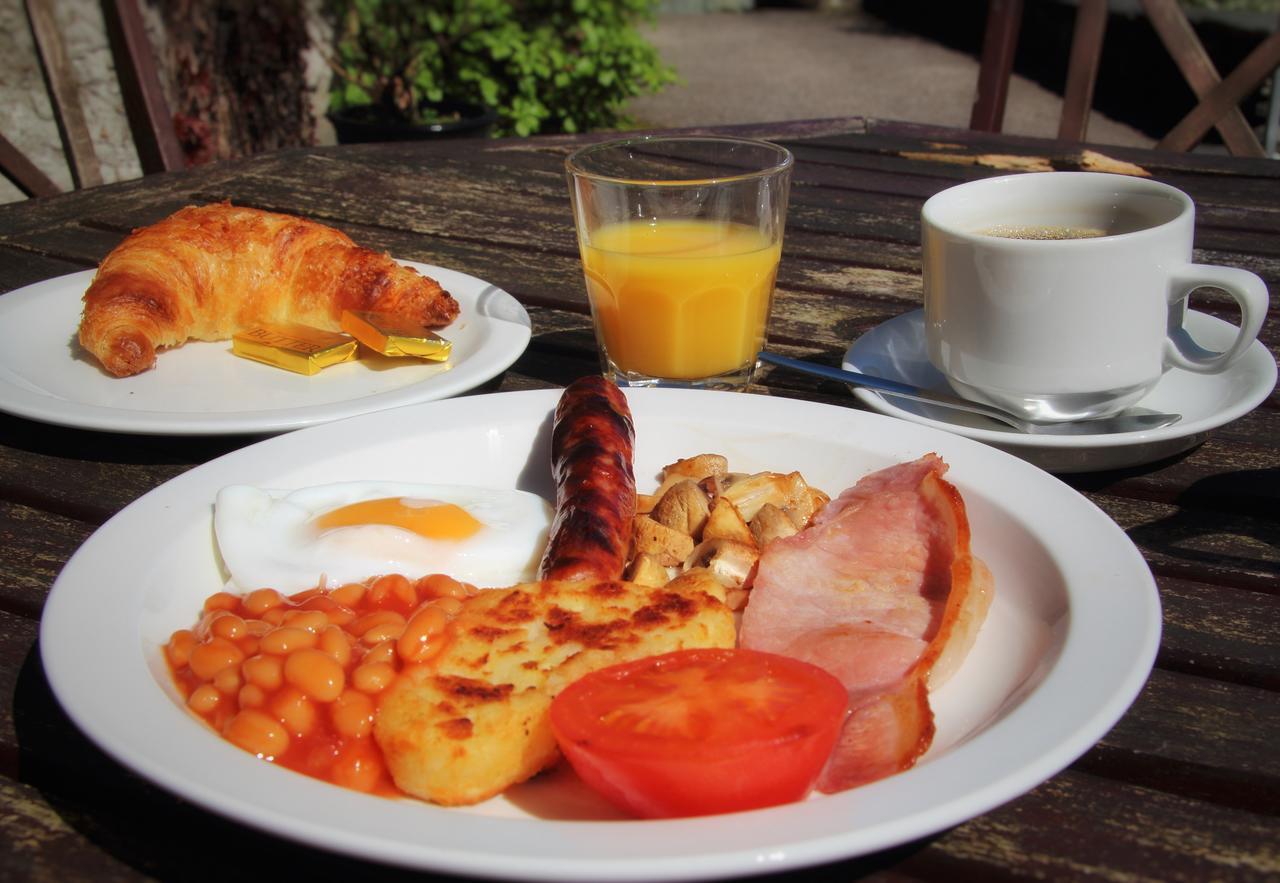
[1,119,1276,881]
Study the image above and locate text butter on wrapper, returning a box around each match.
[340,310,453,361]
[232,324,359,375]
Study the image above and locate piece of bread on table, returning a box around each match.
[77,202,459,377]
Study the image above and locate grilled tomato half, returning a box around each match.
[549,647,848,818]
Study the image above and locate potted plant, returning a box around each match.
[324,0,676,141]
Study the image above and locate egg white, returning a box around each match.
[213,481,554,593]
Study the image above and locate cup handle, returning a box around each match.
[1165,264,1269,373]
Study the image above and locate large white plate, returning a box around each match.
[40,389,1161,881]
[0,261,531,435]
[844,309,1277,473]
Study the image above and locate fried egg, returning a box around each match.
[213,482,554,593]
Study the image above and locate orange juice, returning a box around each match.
[580,219,781,380]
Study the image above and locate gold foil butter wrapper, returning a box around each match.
[340,310,452,361]
[232,324,359,375]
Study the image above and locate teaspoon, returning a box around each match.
[757,351,1182,436]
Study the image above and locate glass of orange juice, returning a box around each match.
[566,136,793,390]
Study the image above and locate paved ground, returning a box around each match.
[628,7,1155,148]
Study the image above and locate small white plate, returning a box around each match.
[41,388,1160,881]
[843,309,1277,473]
[0,261,531,435]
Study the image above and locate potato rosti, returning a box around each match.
[374,577,734,805]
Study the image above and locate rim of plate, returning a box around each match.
[38,388,1161,881]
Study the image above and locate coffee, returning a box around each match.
[978,223,1106,240]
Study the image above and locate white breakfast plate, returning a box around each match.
[0,261,531,435]
[40,388,1161,881]
[844,309,1277,473]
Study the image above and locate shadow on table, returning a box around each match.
[12,644,473,882]
[1103,467,1278,579]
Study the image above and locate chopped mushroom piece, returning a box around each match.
[784,485,831,529]
[626,552,671,587]
[651,479,711,537]
[684,538,759,589]
[697,472,729,499]
[632,515,695,567]
[663,453,728,482]
[641,478,685,512]
[702,497,756,546]
[665,567,729,605]
[751,503,799,547]
[642,454,730,512]
[636,493,660,516]
[626,454,827,603]
[775,472,829,528]
[718,472,792,521]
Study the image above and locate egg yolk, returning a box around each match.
[312,498,483,540]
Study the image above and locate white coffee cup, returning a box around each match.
[921,172,1269,421]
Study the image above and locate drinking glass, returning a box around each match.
[566,136,793,389]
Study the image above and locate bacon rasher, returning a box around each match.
[739,454,993,792]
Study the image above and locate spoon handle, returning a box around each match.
[756,351,1017,426]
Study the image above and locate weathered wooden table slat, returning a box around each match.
[0,118,1275,881]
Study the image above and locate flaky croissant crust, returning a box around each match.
[78,203,459,376]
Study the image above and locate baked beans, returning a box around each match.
[167,573,477,795]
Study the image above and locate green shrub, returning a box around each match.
[326,0,677,136]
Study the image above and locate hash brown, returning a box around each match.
[374,576,735,805]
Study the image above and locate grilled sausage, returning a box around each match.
[537,376,636,582]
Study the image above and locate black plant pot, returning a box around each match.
[328,100,499,144]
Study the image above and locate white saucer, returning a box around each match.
[842,309,1276,473]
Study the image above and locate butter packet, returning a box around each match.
[232,324,358,375]
[340,310,452,361]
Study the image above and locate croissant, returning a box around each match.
[77,203,460,377]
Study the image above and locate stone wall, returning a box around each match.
[0,0,146,202]
[0,0,333,205]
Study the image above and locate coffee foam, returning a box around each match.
[977,224,1107,241]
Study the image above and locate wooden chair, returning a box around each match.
[970,0,1280,157]
[1,0,184,199]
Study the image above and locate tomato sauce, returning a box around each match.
[166,573,476,796]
